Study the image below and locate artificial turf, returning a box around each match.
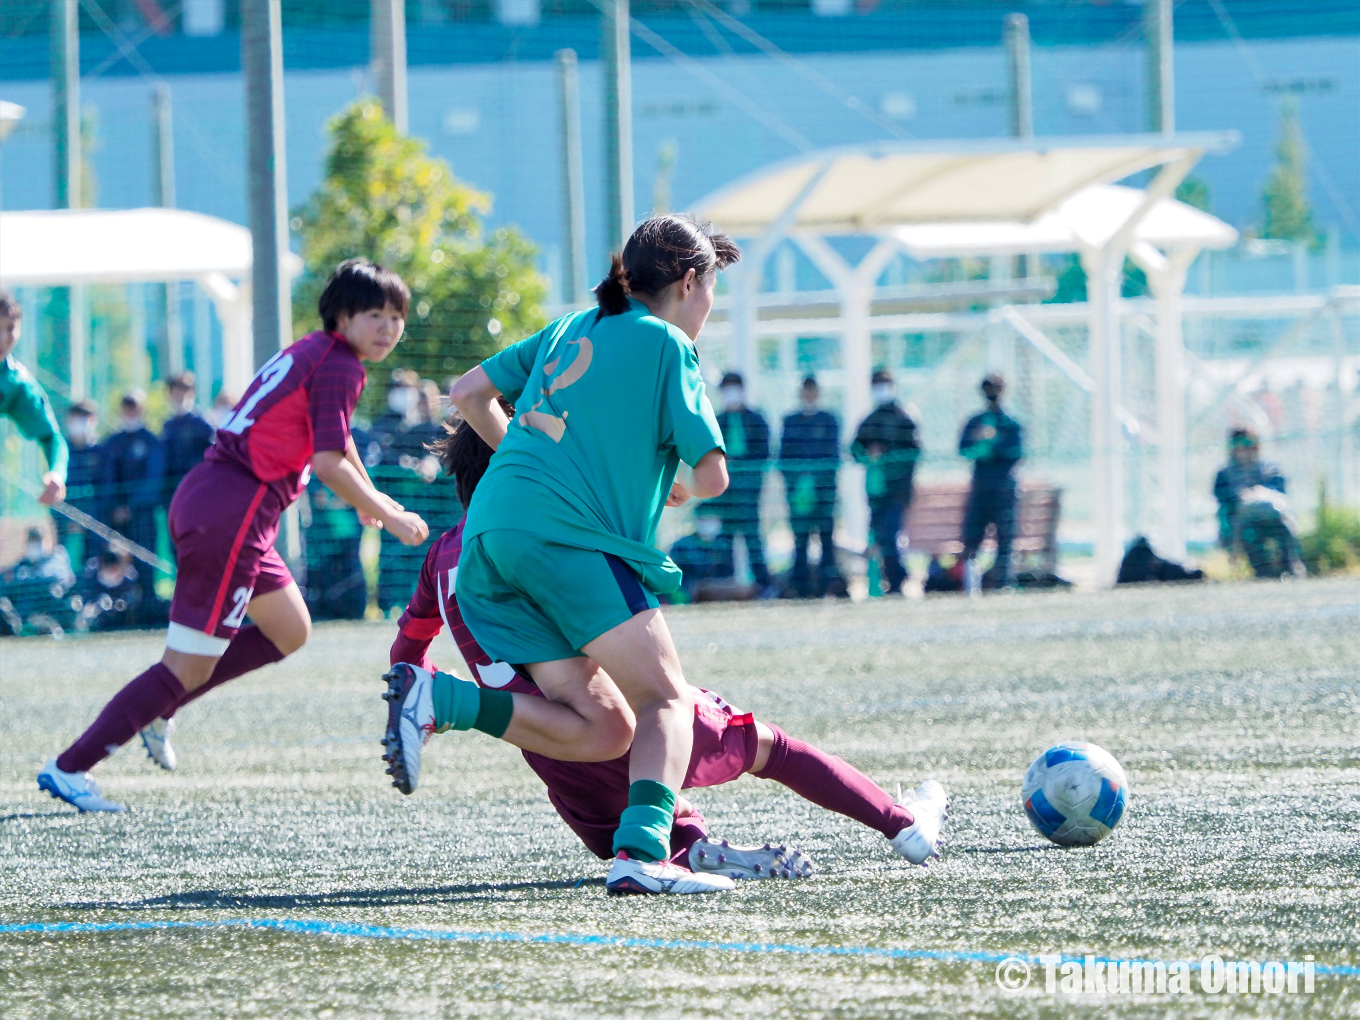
[2,577,1357,1018]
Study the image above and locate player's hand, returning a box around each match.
[384,509,429,547]
[666,480,691,508]
[37,474,65,506]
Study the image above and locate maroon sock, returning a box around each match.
[167,625,285,716]
[752,725,913,839]
[56,663,185,773]
[668,807,709,866]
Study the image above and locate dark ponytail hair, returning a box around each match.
[427,398,514,508]
[594,214,740,319]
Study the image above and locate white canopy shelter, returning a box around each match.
[693,133,1239,585]
[0,208,302,397]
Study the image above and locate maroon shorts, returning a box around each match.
[166,461,293,654]
[521,689,759,860]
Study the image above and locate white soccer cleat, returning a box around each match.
[688,837,814,880]
[889,779,950,867]
[139,717,177,771]
[380,663,436,795]
[37,759,127,813]
[605,853,735,895]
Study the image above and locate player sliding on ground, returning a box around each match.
[382,414,950,893]
[39,259,430,812]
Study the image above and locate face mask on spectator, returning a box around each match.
[872,382,895,406]
[388,388,415,415]
[720,385,744,411]
[696,516,722,541]
[121,414,144,432]
[800,391,819,411]
[66,418,95,444]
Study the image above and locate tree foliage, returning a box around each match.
[292,100,546,391]
[1261,98,1316,246]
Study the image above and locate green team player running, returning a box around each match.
[0,291,67,507]
[448,215,740,894]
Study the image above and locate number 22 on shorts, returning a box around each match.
[223,586,253,628]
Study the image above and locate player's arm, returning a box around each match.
[341,434,403,526]
[5,369,68,504]
[448,366,511,451]
[312,450,429,546]
[670,447,728,506]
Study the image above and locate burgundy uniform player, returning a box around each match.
[380,414,950,891]
[40,259,430,812]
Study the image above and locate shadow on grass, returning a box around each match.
[66,878,606,911]
[958,845,1061,854]
[0,812,72,823]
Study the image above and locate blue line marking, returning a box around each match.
[1,919,1358,977]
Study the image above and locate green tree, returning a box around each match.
[1261,98,1316,246]
[292,100,546,394]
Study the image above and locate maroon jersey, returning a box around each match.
[207,331,366,506]
[392,520,541,696]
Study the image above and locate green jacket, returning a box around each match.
[0,355,68,484]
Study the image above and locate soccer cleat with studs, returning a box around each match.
[37,759,127,813]
[379,663,436,796]
[888,779,950,866]
[605,852,735,895]
[688,837,814,880]
[139,717,177,771]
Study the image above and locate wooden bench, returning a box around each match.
[903,482,1062,574]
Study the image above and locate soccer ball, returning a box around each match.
[1021,742,1128,847]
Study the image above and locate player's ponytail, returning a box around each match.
[594,252,633,318]
[593,214,740,320]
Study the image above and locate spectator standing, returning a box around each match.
[779,375,844,598]
[851,370,920,595]
[958,373,1023,587]
[58,400,104,567]
[0,290,67,507]
[160,372,215,509]
[99,391,164,601]
[1212,428,1300,577]
[708,371,772,589]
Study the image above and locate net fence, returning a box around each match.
[1,0,1357,630]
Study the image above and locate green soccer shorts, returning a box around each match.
[456,529,660,665]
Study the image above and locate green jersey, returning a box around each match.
[0,355,68,484]
[464,300,724,594]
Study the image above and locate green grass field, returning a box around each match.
[3,578,1358,1018]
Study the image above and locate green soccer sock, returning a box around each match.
[611,780,677,863]
[431,672,513,738]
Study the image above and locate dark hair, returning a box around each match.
[982,372,1005,392]
[801,375,818,390]
[0,290,20,321]
[1229,427,1259,449]
[871,369,894,386]
[594,214,740,318]
[67,399,97,418]
[166,371,196,391]
[719,372,744,389]
[427,398,514,508]
[318,258,410,332]
[121,390,146,411]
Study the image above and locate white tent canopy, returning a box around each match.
[891,183,1237,258]
[0,208,302,396]
[692,133,1239,585]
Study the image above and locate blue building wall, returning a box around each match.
[1,28,1357,285]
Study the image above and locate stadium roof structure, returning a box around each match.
[0,207,303,398]
[693,132,1240,585]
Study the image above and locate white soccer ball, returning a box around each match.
[1021,741,1129,847]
